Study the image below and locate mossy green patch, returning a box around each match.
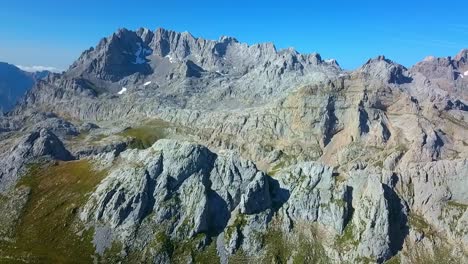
[404,242,459,264]
[193,239,219,264]
[292,236,328,264]
[154,231,175,256]
[263,229,290,263]
[443,200,467,235]
[0,160,107,263]
[408,213,439,239]
[225,213,247,240]
[229,249,257,263]
[267,152,297,177]
[268,160,286,177]
[127,230,220,264]
[170,233,220,264]
[98,241,125,263]
[408,214,430,232]
[119,119,171,149]
[262,225,329,264]
[447,200,468,209]
[335,222,359,250]
[385,254,401,264]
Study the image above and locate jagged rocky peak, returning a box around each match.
[219,35,239,43]
[410,48,468,86]
[67,27,153,81]
[411,54,454,72]
[65,27,340,82]
[358,55,411,84]
[135,27,154,43]
[454,48,468,63]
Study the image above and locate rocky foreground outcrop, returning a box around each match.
[0,128,73,192]
[75,139,466,263]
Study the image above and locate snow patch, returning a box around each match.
[132,42,152,64]
[165,55,174,63]
[144,81,152,86]
[464,71,468,76]
[117,87,127,95]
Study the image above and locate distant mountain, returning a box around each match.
[31,70,52,80]
[0,62,50,113]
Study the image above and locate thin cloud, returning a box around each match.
[16,65,63,73]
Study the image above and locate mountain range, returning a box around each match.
[0,27,467,264]
[0,62,51,113]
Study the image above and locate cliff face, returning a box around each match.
[0,28,467,263]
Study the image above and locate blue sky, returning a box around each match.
[0,0,466,71]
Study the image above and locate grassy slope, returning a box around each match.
[0,161,107,263]
[118,119,171,149]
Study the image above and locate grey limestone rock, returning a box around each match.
[80,139,273,252]
[0,129,73,193]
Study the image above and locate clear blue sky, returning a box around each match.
[0,0,466,70]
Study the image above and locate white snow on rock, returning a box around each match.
[165,55,174,63]
[117,87,127,95]
[132,43,151,64]
[144,81,152,86]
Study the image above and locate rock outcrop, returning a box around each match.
[80,140,273,256]
[0,129,73,192]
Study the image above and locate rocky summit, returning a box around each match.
[0,27,467,264]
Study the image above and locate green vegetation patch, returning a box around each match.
[225,214,247,241]
[0,160,107,263]
[125,231,220,264]
[262,225,329,264]
[447,200,468,210]
[408,213,439,238]
[119,119,172,149]
[404,242,459,264]
[443,200,467,235]
[267,152,297,177]
[408,214,430,231]
[268,160,287,177]
[98,241,125,263]
[263,229,290,263]
[384,254,401,264]
[335,222,359,250]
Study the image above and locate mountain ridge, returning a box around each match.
[0,62,52,113]
[0,27,467,263]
